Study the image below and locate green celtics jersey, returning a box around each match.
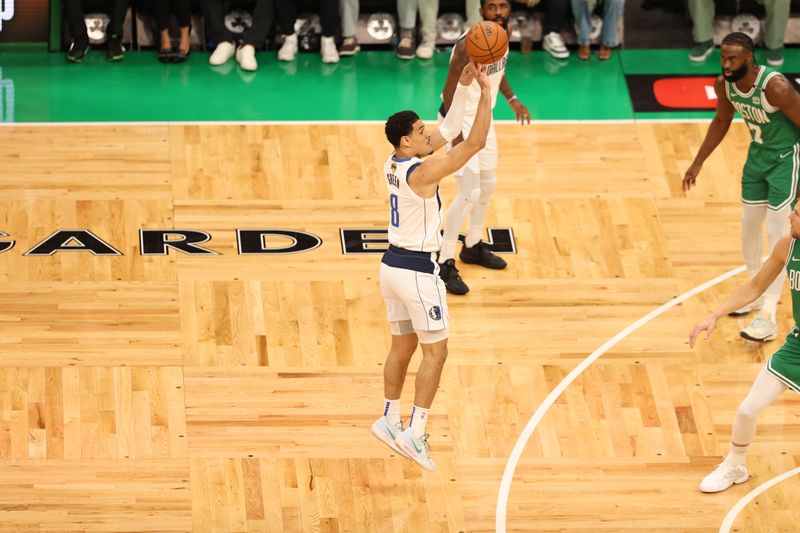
[787,239,800,327]
[726,66,800,151]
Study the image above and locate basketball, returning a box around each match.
[465,21,509,65]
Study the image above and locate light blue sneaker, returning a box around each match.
[370,416,408,457]
[395,428,436,471]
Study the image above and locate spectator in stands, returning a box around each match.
[396,0,439,59]
[154,0,192,63]
[340,0,360,56]
[340,0,479,59]
[572,0,624,60]
[520,0,570,59]
[466,0,482,26]
[689,0,789,66]
[203,0,275,71]
[64,0,129,62]
[277,0,340,64]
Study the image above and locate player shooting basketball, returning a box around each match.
[436,0,531,295]
[371,60,491,471]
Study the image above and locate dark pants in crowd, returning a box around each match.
[155,0,192,31]
[202,0,275,47]
[276,0,338,38]
[64,0,129,42]
[543,0,569,34]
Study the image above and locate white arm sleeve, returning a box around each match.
[438,83,470,143]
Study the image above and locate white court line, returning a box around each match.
[719,466,800,533]
[495,262,749,532]
[0,118,740,127]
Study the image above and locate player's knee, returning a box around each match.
[736,401,760,423]
[479,172,497,199]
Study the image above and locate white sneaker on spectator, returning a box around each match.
[320,36,339,63]
[209,41,236,66]
[543,32,569,59]
[278,33,297,62]
[236,44,257,71]
[416,39,435,59]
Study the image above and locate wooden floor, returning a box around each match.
[1,122,799,532]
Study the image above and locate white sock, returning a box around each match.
[726,367,788,465]
[410,404,429,439]
[741,204,767,277]
[762,206,790,314]
[725,443,750,466]
[464,170,497,247]
[440,170,480,262]
[384,398,400,426]
[760,297,778,322]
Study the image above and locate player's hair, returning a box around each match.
[385,110,420,147]
[722,32,755,53]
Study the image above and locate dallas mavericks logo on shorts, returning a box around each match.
[428,306,442,320]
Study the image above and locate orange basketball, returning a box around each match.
[465,21,509,65]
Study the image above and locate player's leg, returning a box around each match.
[742,149,796,340]
[700,366,787,492]
[439,162,479,295]
[734,159,770,319]
[391,269,449,470]
[372,264,419,455]
[459,126,507,270]
[395,332,447,471]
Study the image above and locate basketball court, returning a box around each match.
[1,45,800,532]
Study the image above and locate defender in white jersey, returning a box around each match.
[370,61,492,472]
[436,0,531,295]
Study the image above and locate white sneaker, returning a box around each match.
[416,38,435,59]
[278,33,297,62]
[370,416,408,457]
[740,314,778,342]
[543,32,569,59]
[235,44,257,71]
[320,36,339,64]
[209,41,236,66]
[729,297,764,317]
[395,428,436,471]
[699,461,749,493]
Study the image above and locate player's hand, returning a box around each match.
[689,315,717,348]
[458,60,479,85]
[475,63,490,91]
[682,162,702,192]
[510,99,531,125]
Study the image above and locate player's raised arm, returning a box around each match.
[683,77,735,192]
[441,40,471,115]
[408,66,491,196]
[689,236,792,347]
[430,61,480,151]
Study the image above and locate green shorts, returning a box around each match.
[766,327,800,393]
[741,143,799,211]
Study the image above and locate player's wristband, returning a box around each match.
[507,94,518,103]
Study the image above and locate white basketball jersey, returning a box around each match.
[448,29,508,115]
[384,154,442,253]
